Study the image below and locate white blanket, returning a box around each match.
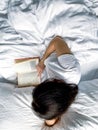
[0,0,98,130]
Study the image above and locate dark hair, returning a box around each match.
[32,79,78,120]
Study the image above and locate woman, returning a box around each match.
[32,36,81,126]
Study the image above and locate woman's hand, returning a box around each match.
[36,60,45,77]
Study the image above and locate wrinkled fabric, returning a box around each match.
[44,54,81,84]
[0,0,98,130]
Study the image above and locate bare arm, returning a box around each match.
[40,37,56,62]
[37,36,71,76]
[41,36,71,61]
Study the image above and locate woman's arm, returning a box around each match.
[41,36,71,61]
[36,37,56,76]
[36,36,71,76]
[40,37,56,62]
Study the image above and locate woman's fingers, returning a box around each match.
[36,65,43,77]
[36,61,45,77]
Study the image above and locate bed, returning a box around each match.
[0,0,98,130]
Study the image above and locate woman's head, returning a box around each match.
[32,78,78,121]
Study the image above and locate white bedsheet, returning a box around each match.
[0,0,98,130]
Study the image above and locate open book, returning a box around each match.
[14,57,40,87]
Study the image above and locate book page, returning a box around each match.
[15,58,39,73]
[18,71,40,87]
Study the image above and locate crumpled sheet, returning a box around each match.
[0,0,98,130]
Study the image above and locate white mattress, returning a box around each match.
[0,0,98,130]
